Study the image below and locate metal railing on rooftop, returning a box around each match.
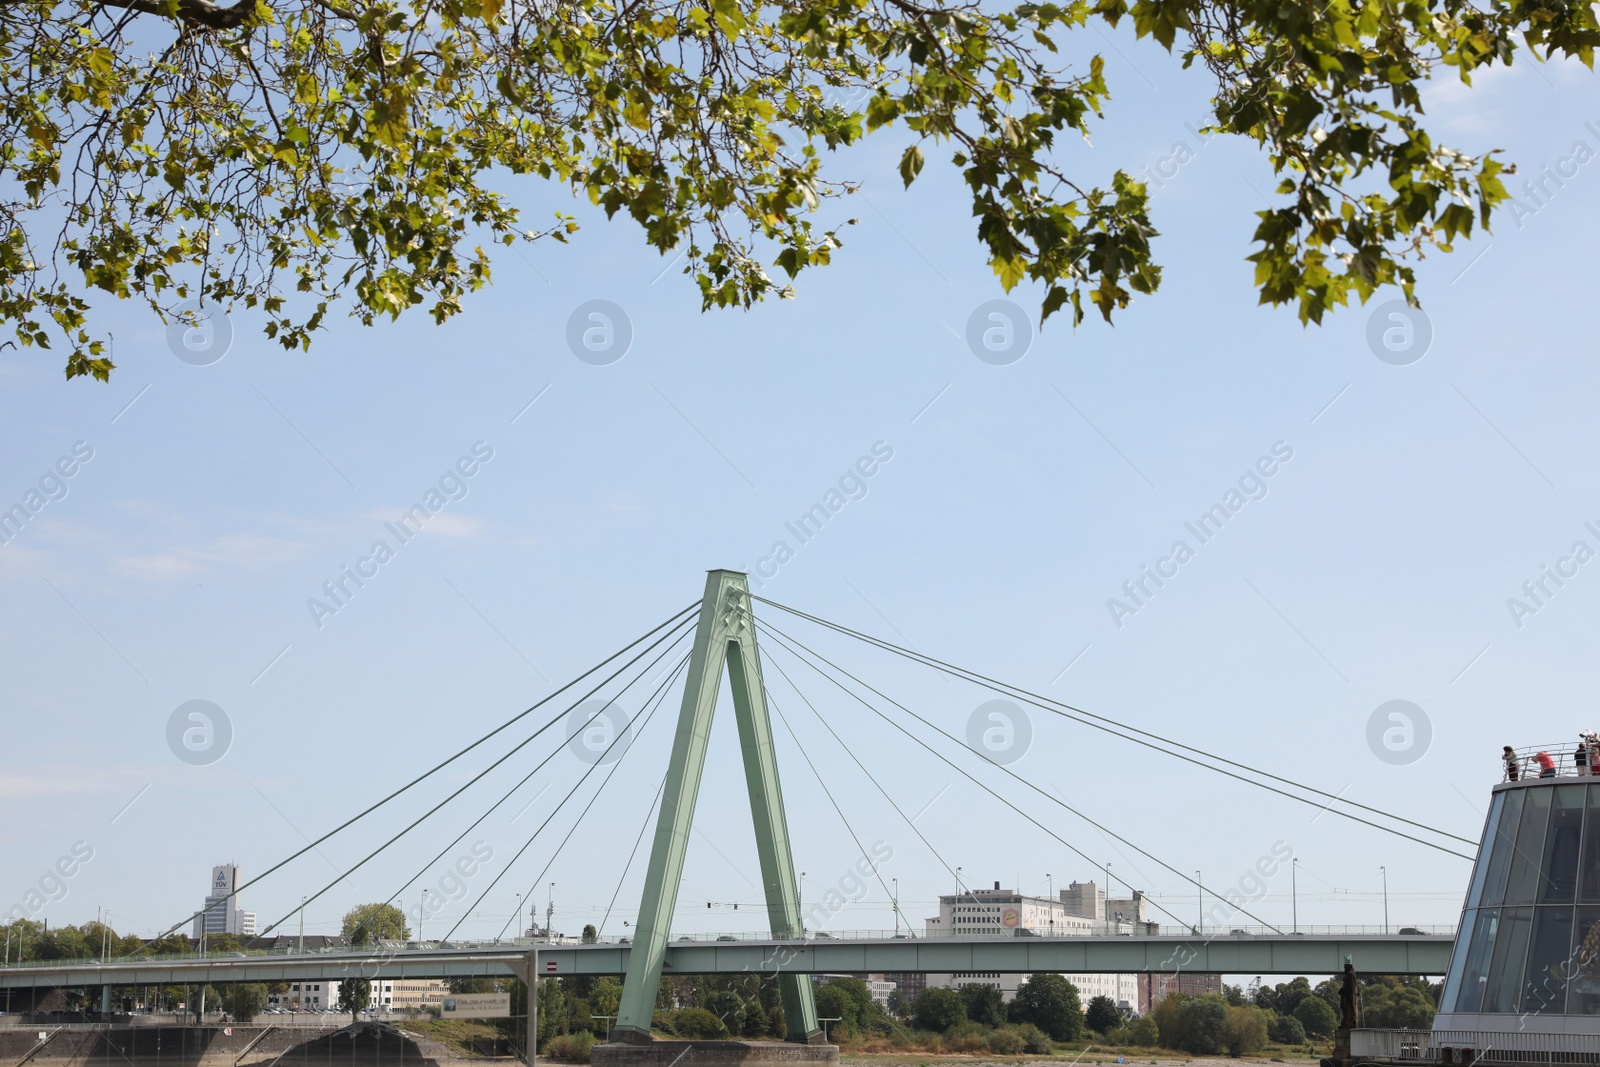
[1504,741,1600,781]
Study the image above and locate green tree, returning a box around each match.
[448,977,507,994]
[1268,1013,1306,1045]
[958,983,1007,1028]
[1254,976,1313,1016]
[336,978,371,1023]
[1126,1015,1159,1047]
[217,984,269,1021]
[1085,994,1123,1035]
[536,976,567,1045]
[911,987,965,1033]
[34,926,92,960]
[4,0,1591,381]
[589,977,623,1024]
[707,990,747,1035]
[341,904,410,945]
[204,933,244,954]
[1152,994,1226,1054]
[581,924,598,944]
[1293,995,1338,1037]
[1362,977,1435,1030]
[1008,974,1082,1042]
[1220,1004,1270,1056]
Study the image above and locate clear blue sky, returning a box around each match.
[3,29,1598,953]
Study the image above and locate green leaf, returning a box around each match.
[899,144,924,188]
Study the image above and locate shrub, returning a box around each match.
[668,1007,729,1039]
[1127,1015,1159,1047]
[1010,1022,1053,1054]
[651,1010,676,1036]
[987,1030,1026,1055]
[544,1032,595,1062]
[941,1033,988,1054]
[1293,996,1338,1038]
[1269,1014,1305,1045]
[1221,1005,1270,1056]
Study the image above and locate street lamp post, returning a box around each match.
[1196,871,1203,935]
[1291,860,1298,935]
[1380,867,1389,935]
[420,890,428,944]
[1046,874,1053,936]
[892,879,899,937]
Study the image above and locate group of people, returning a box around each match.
[1503,732,1600,780]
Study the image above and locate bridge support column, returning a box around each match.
[100,984,110,1015]
[611,571,820,1045]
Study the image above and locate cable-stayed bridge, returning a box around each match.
[0,932,1453,993]
[0,572,1473,1039]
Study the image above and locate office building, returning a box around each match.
[923,882,1138,1012]
[193,864,256,938]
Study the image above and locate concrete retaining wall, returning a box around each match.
[0,1025,459,1067]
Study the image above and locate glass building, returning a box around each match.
[1435,774,1600,1037]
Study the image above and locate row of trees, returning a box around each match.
[2,918,188,963]
[909,974,1084,1042]
[1247,975,1439,1031]
[1,903,413,961]
[5,911,1437,1042]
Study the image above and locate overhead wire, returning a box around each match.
[752,613,1281,931]
[257,609,701,938]
[486,651,694,942]
[133,601,699,955]
[382,621,699,915]
[449,643,695,941]
[761,647,961,926]
[752,595,1477,851]
[762,682,914,936]
[598,772,668,936]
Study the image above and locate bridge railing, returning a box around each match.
[0,924,1457,973]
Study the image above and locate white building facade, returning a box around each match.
[923,882,1139,1014]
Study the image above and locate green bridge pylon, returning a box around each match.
[611,570,822,1045]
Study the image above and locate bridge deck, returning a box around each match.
[0,935,1452,988]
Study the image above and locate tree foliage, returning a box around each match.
[1007,973,1082,1041]
[1253,976,1313,1016]
[815,976,881,1036]
[958,983,1008,1028]
[217,983,269,1021]
[911,986,965,1032]
[337,977,371,1022]
[1152,994,1228,1055]
[1268,1012,1306,1045]
[341,903,410,944]
[1293,994,1338,1037]
[1084,993,1122,1035]
[1220,1004,1270,1056]
[1362,976,1435,1030]
[2,0,1594,380]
